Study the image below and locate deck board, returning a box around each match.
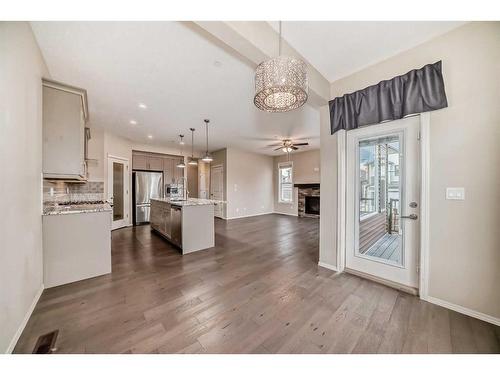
[364,233,401,264]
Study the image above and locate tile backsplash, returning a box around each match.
[43,180,104,204]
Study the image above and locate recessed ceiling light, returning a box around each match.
[138,103,147,109]
[147,135,153,139]
[129,120,137,125]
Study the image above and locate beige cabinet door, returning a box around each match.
[132,154,148,170]
[163,158,174,185]
[43,86,85,178]
[148,156,163,171]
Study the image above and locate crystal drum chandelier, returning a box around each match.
[254,21,308,112]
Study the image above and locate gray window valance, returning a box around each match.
[329,61,448,134]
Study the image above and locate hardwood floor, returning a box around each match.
[14,214,500,354]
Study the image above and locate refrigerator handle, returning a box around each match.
[158,176,163,198]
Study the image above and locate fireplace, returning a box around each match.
[305,196,320,215]
[295,183,320,218]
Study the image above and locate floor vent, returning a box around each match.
[32,330,59,354]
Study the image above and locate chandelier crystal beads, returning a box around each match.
[254,22,308,112]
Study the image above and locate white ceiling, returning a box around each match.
[31,21,465,156]
[270,21,466,82]
[31,21,320,156]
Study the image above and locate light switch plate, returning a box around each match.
[446,187,465,200]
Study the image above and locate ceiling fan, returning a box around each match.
[270,139,309,153]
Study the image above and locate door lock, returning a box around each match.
[401,214,418,220]
[409,202,418,208]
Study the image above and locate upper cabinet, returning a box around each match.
[132,151,185,183]
[132,152,164,171]
[42,79,89,181]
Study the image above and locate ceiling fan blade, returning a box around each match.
[266,143,284,147]
[274,147,283,151]
[292,146,299,150]
[292,142,309,146]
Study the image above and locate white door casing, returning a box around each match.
[210,164,224,218]
[107,156,129,230]
[345,116,420,289]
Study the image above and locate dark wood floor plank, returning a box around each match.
[13,214,499,354]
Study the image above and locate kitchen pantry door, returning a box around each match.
[210,164,224,218]
[345,116,420,290]
[107,156,130,230]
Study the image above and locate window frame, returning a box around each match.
[278,161,294,204]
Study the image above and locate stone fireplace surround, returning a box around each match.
[295,183,320,218]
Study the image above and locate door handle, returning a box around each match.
[401,214,418,220]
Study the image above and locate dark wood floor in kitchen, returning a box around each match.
[14,214,500,354]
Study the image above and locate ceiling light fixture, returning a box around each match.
[147,134,153,139]
[129,120,137,125]
[177,134,186,168]
[138,103,147,109]
[201,119,213,163]
[254,21,308,112]
[188,128,198,166]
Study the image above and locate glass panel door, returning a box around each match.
[113,162,124,221]
[108,156,129,230]
[358,135,403,266]
[345,116,420,289]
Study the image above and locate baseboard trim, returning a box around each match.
[6,284,44,353]
[425,296,500,326]
[227,212,274,220]
[318,261,338,272]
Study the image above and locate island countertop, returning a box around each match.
[150,197,224,207]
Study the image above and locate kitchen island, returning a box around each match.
[150,198,218,254]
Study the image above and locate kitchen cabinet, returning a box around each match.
[132,154,148,170]
[42,79,89,180]
[163,158,174,185]
[43,210,111,288]
[150,198,215,254]
[133,152,170,172]
[148,156,163,171]
[170,205,182,247]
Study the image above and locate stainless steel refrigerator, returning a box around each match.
[134,171,163,225]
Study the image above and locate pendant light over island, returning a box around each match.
[176,134,186,168]
[201,119,213,163]
[188,127,198,166]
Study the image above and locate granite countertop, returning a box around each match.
[43,203,113,216]
[151,198,224,207]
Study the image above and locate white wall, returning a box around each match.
[321,22,500,320]
[226,148,274,219]
[0,22,49,353]
[273,149,320,216]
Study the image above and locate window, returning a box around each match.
[359,136,400,220]
[279,163,293,203]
